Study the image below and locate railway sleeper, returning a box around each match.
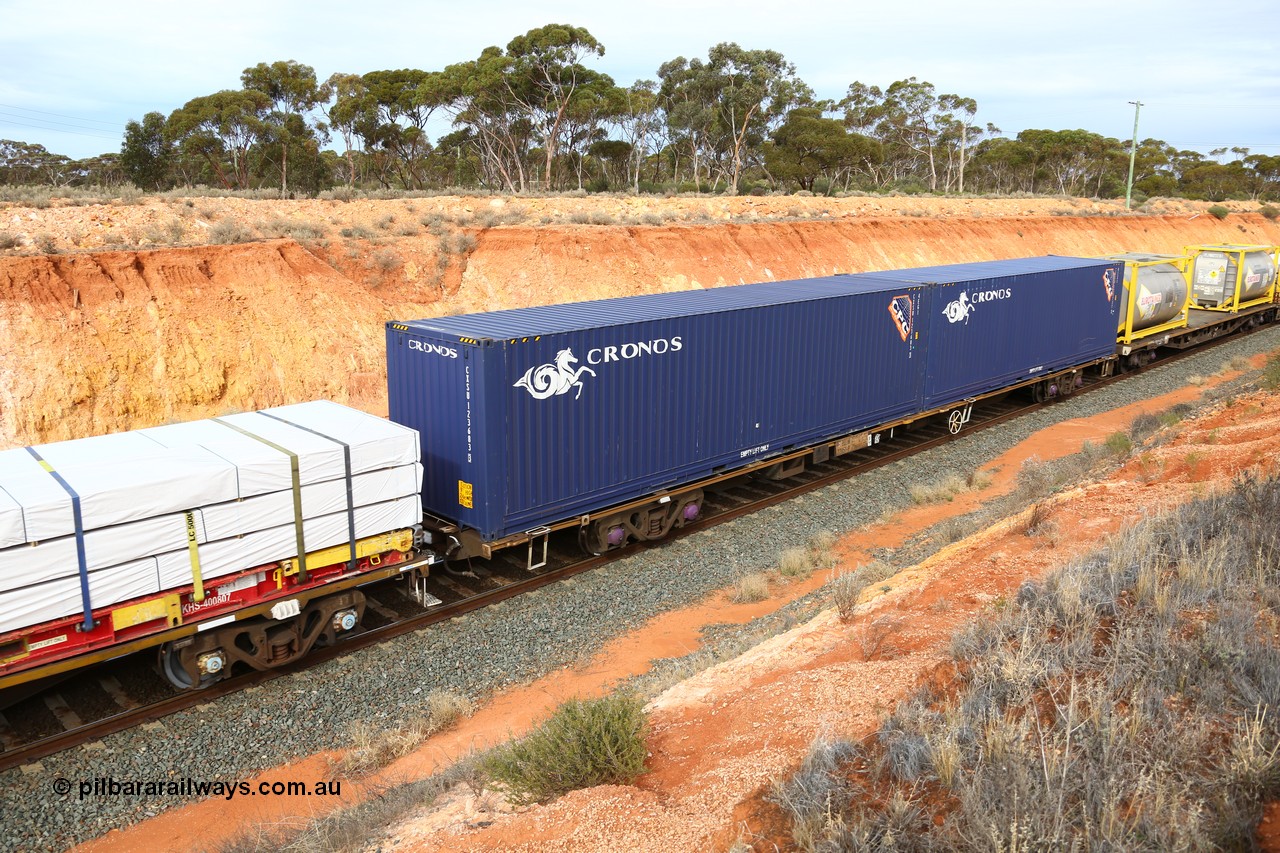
[579,489,704,555]
[158,590,366,690]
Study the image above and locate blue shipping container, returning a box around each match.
[387,256,1121,543]
[852,256,1122,408]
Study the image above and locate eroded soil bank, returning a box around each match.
[2,197,1276,448]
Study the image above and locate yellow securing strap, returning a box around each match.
[212,417,309,582]
[184,511,205,602]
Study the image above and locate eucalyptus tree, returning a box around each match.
[503,24,609,189]
[659,44,811,193]
[323,72,372,186]
[657,56,717,189]
[558,74,625,189]
[966,136,1036,194]
[241,60,326,192]
[425,47,532,191]
[765,106,881,191]
[166,89,271,189]
[0,140,70,186]
[706,43,812,194]
[70,153,125,187]
[428,25,616,191]
[839,78,987,192]
[1242,154,1280,200]
[361,69,440,189]
[120,111,173,190]
[1016,129,1124,196]
[614,80,663,192]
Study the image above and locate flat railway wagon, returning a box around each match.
[389,256,1122,561]
[1106,243,1280,371]
[0,402,424,691]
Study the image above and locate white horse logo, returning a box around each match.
[513,348,596,400]
[942,292,973,324]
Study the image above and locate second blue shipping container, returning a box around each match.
[387,256,1121,544]
[856,256,1122,407]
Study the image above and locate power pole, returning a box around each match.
[1125,100,1143,209]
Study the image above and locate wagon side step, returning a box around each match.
[525,526,552,571]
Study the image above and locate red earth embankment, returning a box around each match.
[1,211,1276,447]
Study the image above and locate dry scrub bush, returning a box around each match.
[778,472,1280,850]
[210,218,255,244]
[336,689,472,776]
[221,753,486,853]
[832,560,896,621]
[1222,354,1253,373]
[142,219,184,245]
[807,529,840,569]
[857,614,906,659]
[910,469,993,506]
[481,693,648,805]
[258,217,326,241]
[0,231,19,250]
[371,248,401,273]
[732,573,770,603]
[778,547,815,578]
[769,737,865,850]
[1262,352,1280,391]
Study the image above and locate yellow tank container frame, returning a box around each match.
[1184,243,1280,313]
[1103,252,1192,345]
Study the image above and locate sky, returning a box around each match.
[1,0,1277,164]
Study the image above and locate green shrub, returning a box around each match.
[1208,204,1230,220]
[1104,431,1133,457]
[1258,204,1279,221]
[481,694,648,805]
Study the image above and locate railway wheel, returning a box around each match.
[159,642,224,690]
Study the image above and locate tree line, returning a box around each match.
[2,23,1277,201]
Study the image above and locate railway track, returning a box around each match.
[0,319,1266,773]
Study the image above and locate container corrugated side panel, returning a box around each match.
[495,285,924,537]
[386,327,494,532]
[917,262,1119,408]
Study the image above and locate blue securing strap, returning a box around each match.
[25,447,95,632]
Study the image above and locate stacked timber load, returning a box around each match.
[0,401,421,636]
